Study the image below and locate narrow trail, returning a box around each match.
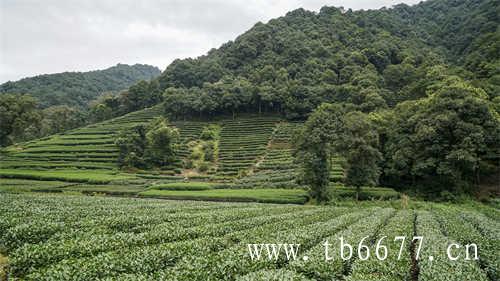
[410,211,419,281]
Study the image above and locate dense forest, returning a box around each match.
[2,0,499,197]
[0,64,160,145]
[153,0,498,119]
[5,1,497,124]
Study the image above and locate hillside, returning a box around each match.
[152,0,498,120]
[1,105,394,202]
[0,107,293,184]
[0,63,161,108]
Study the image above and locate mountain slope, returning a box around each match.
[0,64,161,108]
[151,0,498,120]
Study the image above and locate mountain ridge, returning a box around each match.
[0,63,161,108]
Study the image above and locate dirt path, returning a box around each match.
[0,253,8,281]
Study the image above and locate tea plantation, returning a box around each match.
[0,106,397,202]
[0,193,498,280]
[1,106,496,280]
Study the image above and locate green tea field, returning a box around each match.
[0,106,395,203]
[0,193,498,280]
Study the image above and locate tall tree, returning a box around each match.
[342,111,383,200]
[294,103,346,202]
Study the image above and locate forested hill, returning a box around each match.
[132,0,496,120]
[0,64,161,108]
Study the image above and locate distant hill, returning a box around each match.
[0,64,161,108]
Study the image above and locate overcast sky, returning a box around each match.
[0,0,421,83]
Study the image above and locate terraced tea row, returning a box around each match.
[1,111,300,188]
[234,122,300,188]
[0,106,164,171]
[216,116,281,178]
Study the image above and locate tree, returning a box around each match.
[41,105,86,136]
[115,124,148,169]
[360,90,387,112]
[342,112,383,200]
[0,94,41,146]
[126,80,150,111]
[90,103,113,123]
[384,78,500,195]
[115,117,179,169]
[145,118,180,167]
[296,103,384,201]
[0,64,160,109]
[383,63,417,91]
[294,103,346,202]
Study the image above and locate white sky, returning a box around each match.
[0,0,421,83]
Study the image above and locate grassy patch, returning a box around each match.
[328,185,400,200]
[139,188,308,204]
[64,184,145,195]
[0,179,76,193]
[151,182,216,191]
[0,169,134,184]
[136,174,184,180]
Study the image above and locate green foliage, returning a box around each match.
[140,0,494,121]
[116,117,179,169]
[296,104,382,201]
[0,64,160,108]
[115,124,148,168]
[145,118,180,166]
[200,124,220,141]
[383,76,500,194]
[154,5,443,120]
[2,0,499,198]
[0,193,498,279]
[342,111,382,193]
[416,211,489,281]
[40,105,87,136]
[89,100,114,123]
[345,211,413,280]
[0,94,41,146]
[184,124,220,173]
[0,254,7,281]
[216,117,277,178]
[64,184,145,196]
[0,169,133,184]
[328,186,400,200]
[237,269,313,281]
[294,104,346,202]
[0,64,161,144]
[0,179,76,193]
